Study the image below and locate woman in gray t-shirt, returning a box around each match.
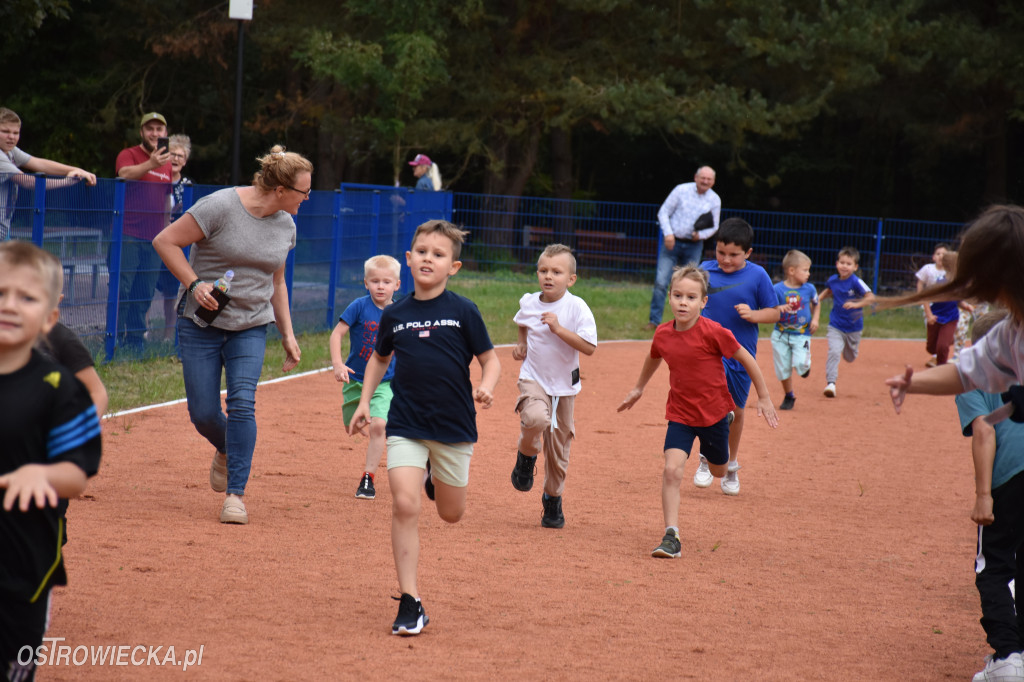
[153,145,312,526]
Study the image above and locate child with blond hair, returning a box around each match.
[510,244,597,528]
[771,250,819,410]
[330,255,402,499]
[0,241,102,681]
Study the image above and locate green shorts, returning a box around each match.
[385,436,473,487]
[342,380,393,426]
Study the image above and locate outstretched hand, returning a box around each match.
[755,396,779,428]
[0,465,59,512]
[617,388,643,412]
[885,365,914,414]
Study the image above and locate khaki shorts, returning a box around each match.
[342,380,393,426]
[385,436,473,488]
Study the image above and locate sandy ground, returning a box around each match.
[39,338,989,681]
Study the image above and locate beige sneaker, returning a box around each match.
[210,451,227,493]
[220,494,248,524]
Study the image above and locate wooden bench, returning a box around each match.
[523,225,658,268]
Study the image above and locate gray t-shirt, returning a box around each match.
[0,147,32,239]
[183,187,297,330]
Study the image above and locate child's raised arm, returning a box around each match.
[732,347,779,428]
[843,291,876,310]
[473,349,501,408]
[540,312,597,356]
[617,355,663,412]
[967,416,996,525]
[885,363,965,414]
[328,321,353,382]
[734,303,781,325]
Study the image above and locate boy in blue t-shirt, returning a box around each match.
[697,217,780,496]
[771,249,820,411]
[329,255,401,500]
[814,246,874,398]
[953,310,1024,681]
[348,220,501,637]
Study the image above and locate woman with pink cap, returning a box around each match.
[408,153,442,191]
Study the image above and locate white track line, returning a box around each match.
[103,337,925,420]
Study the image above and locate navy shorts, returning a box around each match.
[723,358,752,409]
[664,416,731,465]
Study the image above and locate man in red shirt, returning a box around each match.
[113,112,172,355]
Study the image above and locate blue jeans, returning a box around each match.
[176,318,268,496]
[111,236,161,354]
[649,238,705,324]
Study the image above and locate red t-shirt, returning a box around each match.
[651,316,740,427]
[115,145,172,240]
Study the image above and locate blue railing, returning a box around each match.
[1,173,964,363]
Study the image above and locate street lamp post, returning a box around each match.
[228,0,253,186]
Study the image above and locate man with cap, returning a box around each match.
[113,112,173,354]
[408,153,440,192]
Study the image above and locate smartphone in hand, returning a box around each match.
[157,137,169,154]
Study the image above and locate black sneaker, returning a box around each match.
[651,529,681,558]
[356,473,375,500]
[424,461,435,501]
[392,593,429,635]
[511,451,537,492]
[779,395,796,410]
[541,493,565,528]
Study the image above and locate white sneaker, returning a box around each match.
[693,455,713,488]
[823,383,836,398]
[973,652,1024,681]
[721,463,741,496]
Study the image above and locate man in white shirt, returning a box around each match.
[647,166,721,329]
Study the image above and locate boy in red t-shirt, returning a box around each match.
[618,265,778,558]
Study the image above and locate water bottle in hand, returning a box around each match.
[193,270,234,327]
[214,270,234,293]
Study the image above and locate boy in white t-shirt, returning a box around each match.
[510,244,597,528]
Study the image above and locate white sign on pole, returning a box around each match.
[229,0,253,20]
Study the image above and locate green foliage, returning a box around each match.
[3,0,1021,215]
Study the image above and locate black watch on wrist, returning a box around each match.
[188,278,203,294]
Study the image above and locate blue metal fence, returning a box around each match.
[1,173,964,363]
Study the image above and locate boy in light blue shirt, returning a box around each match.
[771,250,819,410]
